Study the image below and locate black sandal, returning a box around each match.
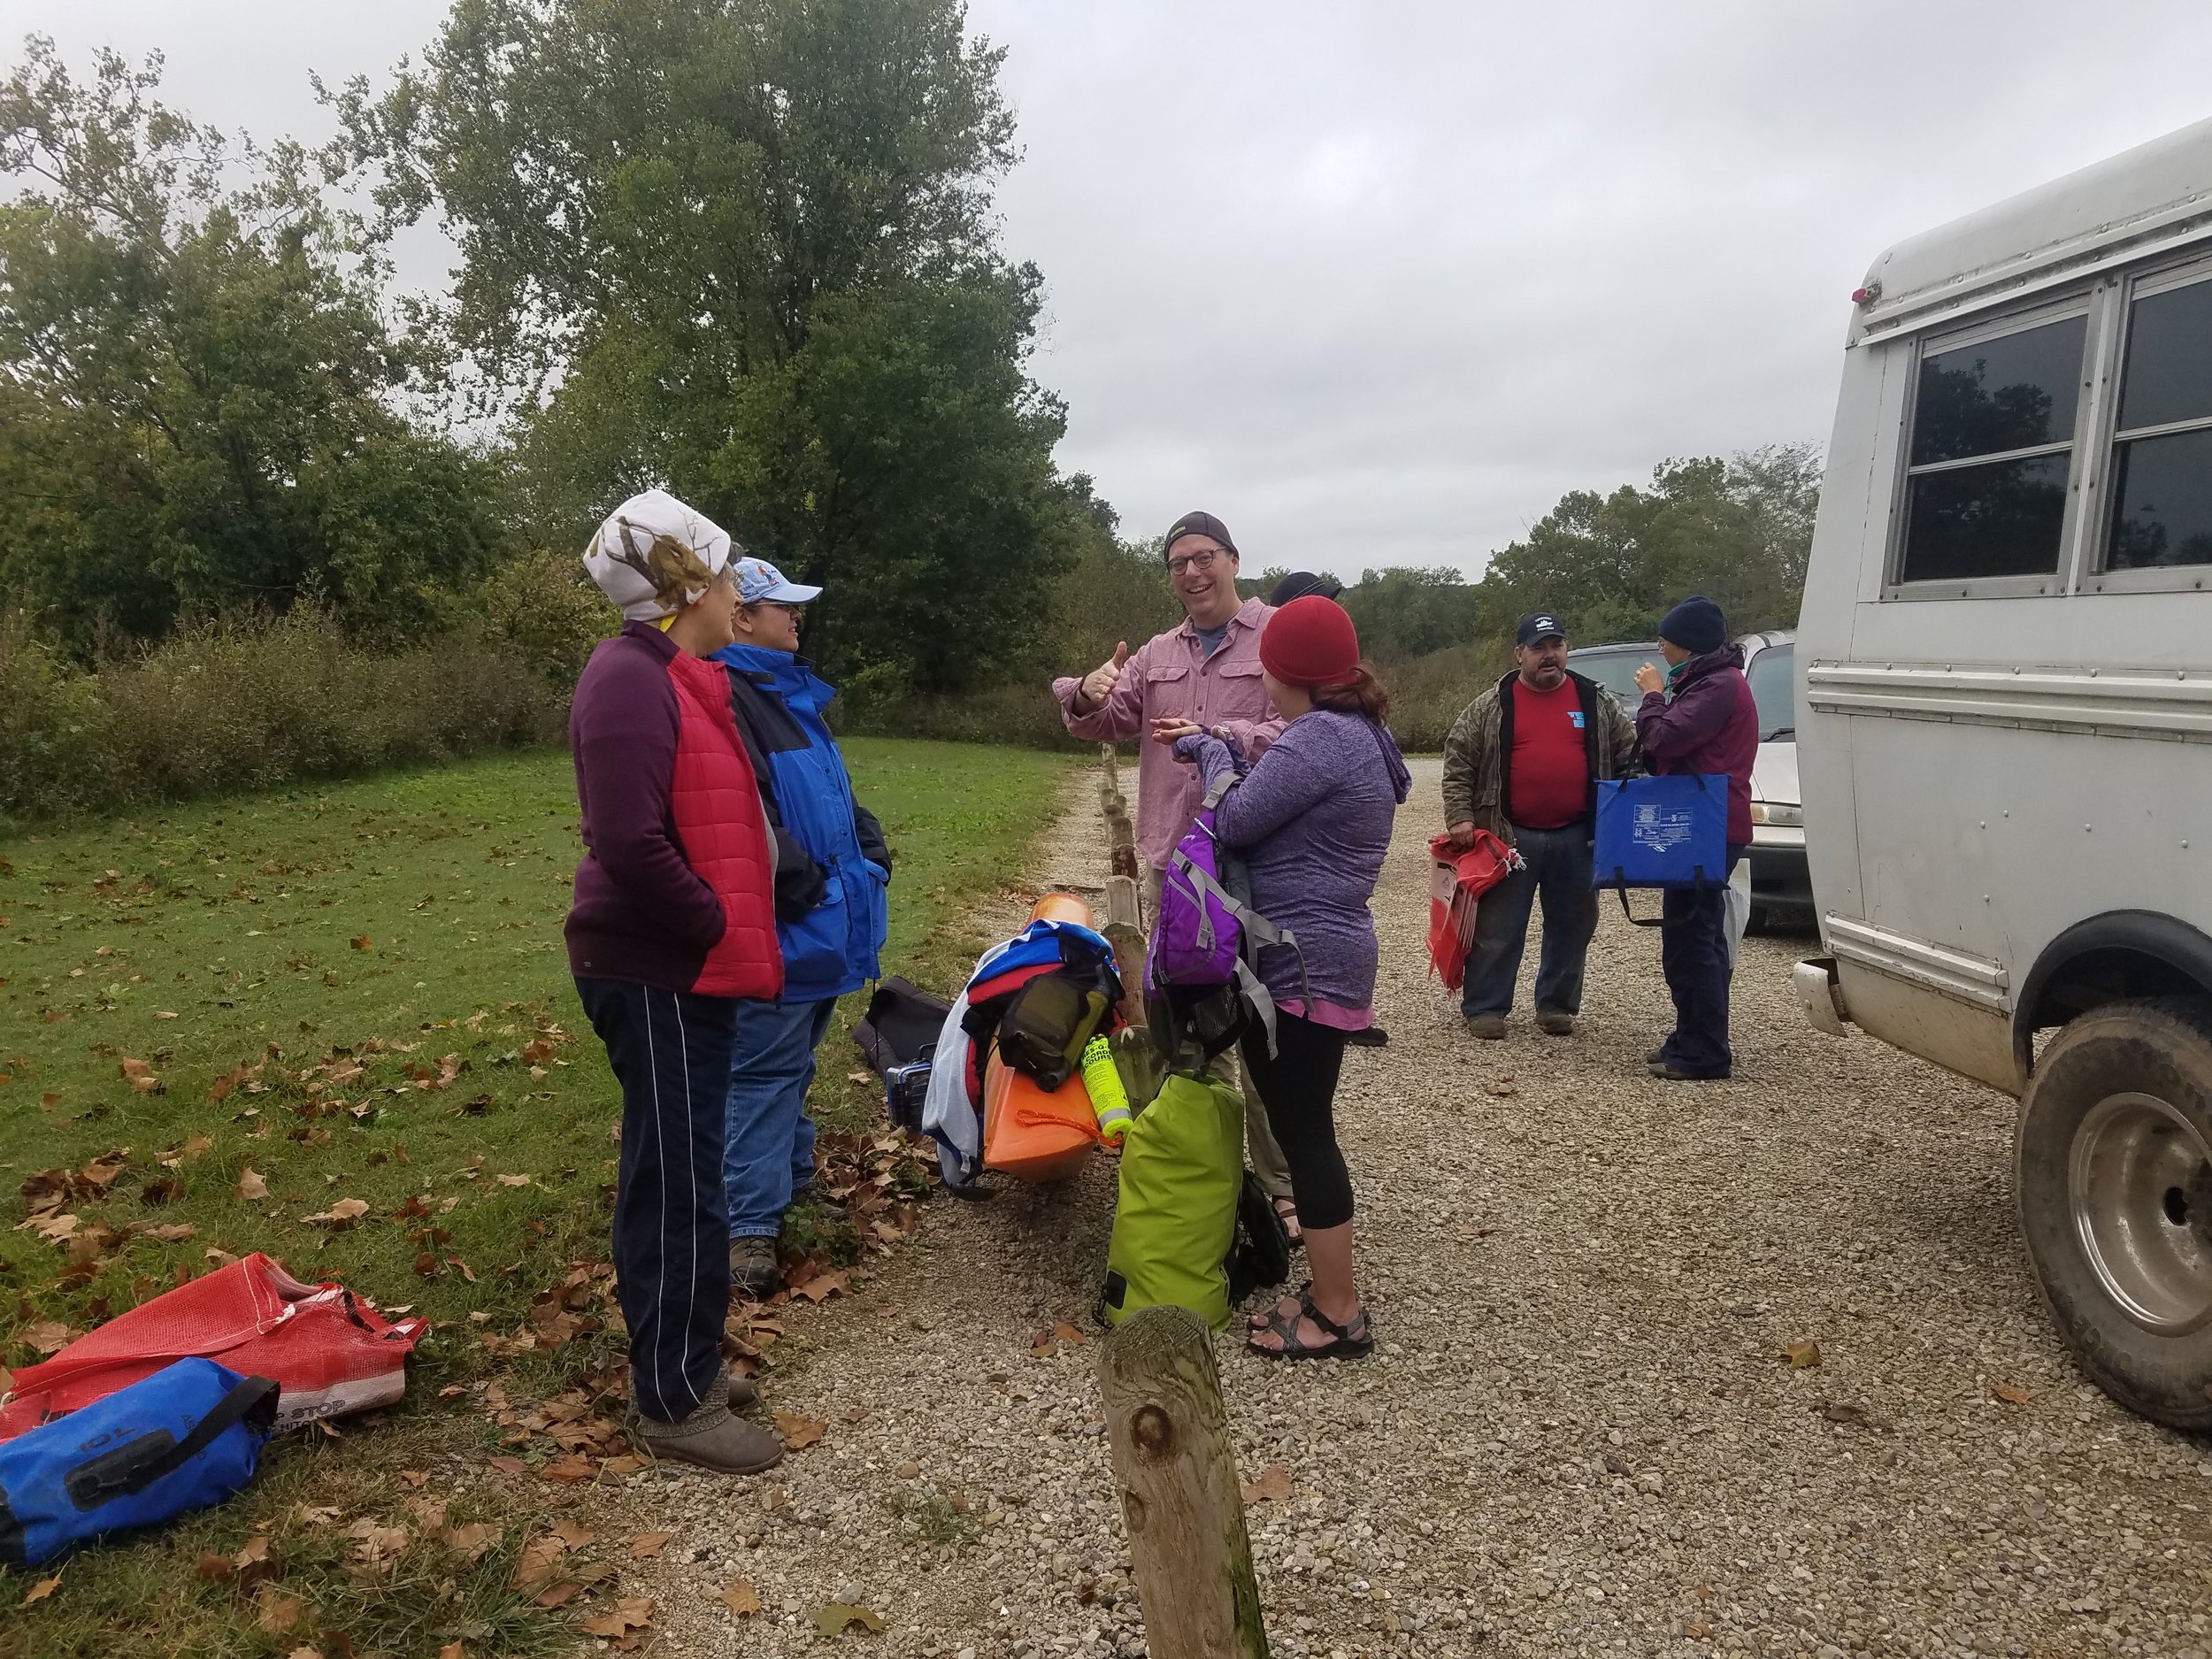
[1247,1286,1374,1363]
[1272,1197,1304,1249]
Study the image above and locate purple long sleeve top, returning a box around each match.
[1178,710,1411,1026]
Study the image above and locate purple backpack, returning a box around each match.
[1146,774,1308,1055]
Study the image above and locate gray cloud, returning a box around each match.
[19,1,2212,574]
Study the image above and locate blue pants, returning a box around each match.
[724,996,837,1239]
[572,976,735,1425]
[1461,823,1600,1019]
[1657,849,1746,1078]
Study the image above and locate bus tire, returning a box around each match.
[2015,996,2212,1430]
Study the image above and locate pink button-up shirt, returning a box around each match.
[1052,597,1285,872]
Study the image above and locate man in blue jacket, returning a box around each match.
[714,557,892,1296]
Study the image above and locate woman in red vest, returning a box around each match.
[569,490,785,1473]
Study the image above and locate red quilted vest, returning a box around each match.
[665,649,783,999]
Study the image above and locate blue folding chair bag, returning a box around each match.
[1593,774,1727,926]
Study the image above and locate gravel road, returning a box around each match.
[626,758,2212,1659]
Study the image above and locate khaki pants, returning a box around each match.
[1143,866,1295,1202]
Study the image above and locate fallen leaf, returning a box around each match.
[1781,1339,1822,1370]
[439,1643,464,1659]
[1486,1079,1517,1097]
[119,1057,160,1093]
[196,1551,235,1583]
[1240,1466,1295,1503]
[40,1093,60,1112]
[1992,1380,2031,1406]
[235,1168,270,1202]
[20,1320,73,1356]
[1818,1402,1870,1426]
[626,1531,675,1560]
[511,1533,566,1588]
[580,1595,656,1639]
[1029,1331,1057,1358]
[145,1223,196,1242]
[814,1603,886,1636]
[444,1522,497,1562]
[1457,1222,1494,1240]
[351,935,373,950]
[306,1197,371,1230]
[533,1580,583,1609]
[494,1173,532,1187]
[790,1267,850,1303]
[1686,1618,1715,1639]
[539,1455,596,1483]
[551,1519,595,1551]
[774,1409,827,1450]
[23,1575,59,1603]
[719,1578,763,1616]
[255,1588,304,1633]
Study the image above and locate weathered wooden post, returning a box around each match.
[1098,746,1147,1023]
[1099,1305,1269,1659]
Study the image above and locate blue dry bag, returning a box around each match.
[0,1357,278,1570]
[1592,774,1728,926]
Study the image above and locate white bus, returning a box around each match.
[1793,118,2212,1429]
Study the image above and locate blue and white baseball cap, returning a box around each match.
[733,556,822,606]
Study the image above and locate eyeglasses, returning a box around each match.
[1167,549,1224,577]
[751,601,806,619]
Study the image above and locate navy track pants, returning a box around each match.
[574,976,737,1424]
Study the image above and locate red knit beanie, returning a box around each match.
[1260,595,1360,687]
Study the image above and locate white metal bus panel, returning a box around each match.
[1800,119,2212,1095]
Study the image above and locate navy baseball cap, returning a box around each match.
[1516,612,1566,647]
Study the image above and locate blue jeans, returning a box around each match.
[1460,823,1600,1019]
[724,996,838,1239]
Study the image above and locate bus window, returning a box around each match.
[2107,275,2212,569]
[1897,313,2085,584]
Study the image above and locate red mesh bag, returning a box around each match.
[0,1252,424,1440]
[1426,831,1525,992]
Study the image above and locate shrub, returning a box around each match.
[0,603,574,828]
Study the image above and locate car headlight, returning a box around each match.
[1752,803,1803,828]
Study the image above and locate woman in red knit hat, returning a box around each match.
[1171,596,1410,1359]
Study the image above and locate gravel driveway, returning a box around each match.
[633,758,2212,1659]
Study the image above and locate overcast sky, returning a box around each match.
[14,2,2212,577]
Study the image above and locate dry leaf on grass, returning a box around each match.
[1781,1340,1822,1370]
[774,1409,827,1450]
[626,1532,674,1560]
[235,1167,269,1202]
[551,1519,595,1551]
[20,1320,73,1356]
[255,1588,304,1633]
[719,1578,763,1616]
[511,1532,568,1588]
[814,1603,886,1636]
[119,1057,160,1093]
[439,1642,465,1659]
[23,1575,59,1603]
[306,1197,370,1230]
[533,1580,584,1609]
[1240,1466,1295,1503]
[1992,1380,2031,1405]
[351,935,373,950]
[445,1523,497,1562]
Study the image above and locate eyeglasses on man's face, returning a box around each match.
[1168,549,1225,577]
[753,600,806,619]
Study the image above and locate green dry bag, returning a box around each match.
[1100,1071,1243,1331]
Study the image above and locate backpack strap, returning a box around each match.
[1170,857,1314,1018]
[64,1373,279,1511]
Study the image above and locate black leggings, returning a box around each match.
[1239,1012,1353,1231]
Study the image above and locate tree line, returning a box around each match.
[0,3,1818,716]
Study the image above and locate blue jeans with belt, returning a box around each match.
[723,995,838,1238]
[1460,822,1600,1019]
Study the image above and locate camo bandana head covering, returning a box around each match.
[583,489,737,622]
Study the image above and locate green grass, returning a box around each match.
[0,736,1072,1655]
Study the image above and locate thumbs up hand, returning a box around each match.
[1079,641,1129,709]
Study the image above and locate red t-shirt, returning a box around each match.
[1506,676,1589,830]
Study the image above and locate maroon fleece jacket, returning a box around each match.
[1634,644,1761,846]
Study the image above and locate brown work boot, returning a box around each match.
[636,1375,782,1476]
[1535,1010,1576,1037]
[728,1234,781,1300]
[1463,1013,1507,1041]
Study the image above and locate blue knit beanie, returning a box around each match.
[1658,595,1727,655]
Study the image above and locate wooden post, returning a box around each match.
[1099,1306,1270,1659]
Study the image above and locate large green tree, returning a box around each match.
[0,38,503,652]
[1471,444,1821,647]
[333,0,1076,691]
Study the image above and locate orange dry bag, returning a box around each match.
[981,1047,1100,1182]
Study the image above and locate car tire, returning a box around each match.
[2014,996,2212,1430]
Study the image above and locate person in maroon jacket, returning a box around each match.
[1632,595,1761,1082]
[570,489,786,1474]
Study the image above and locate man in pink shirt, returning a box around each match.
[1051,511,1297,1227]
